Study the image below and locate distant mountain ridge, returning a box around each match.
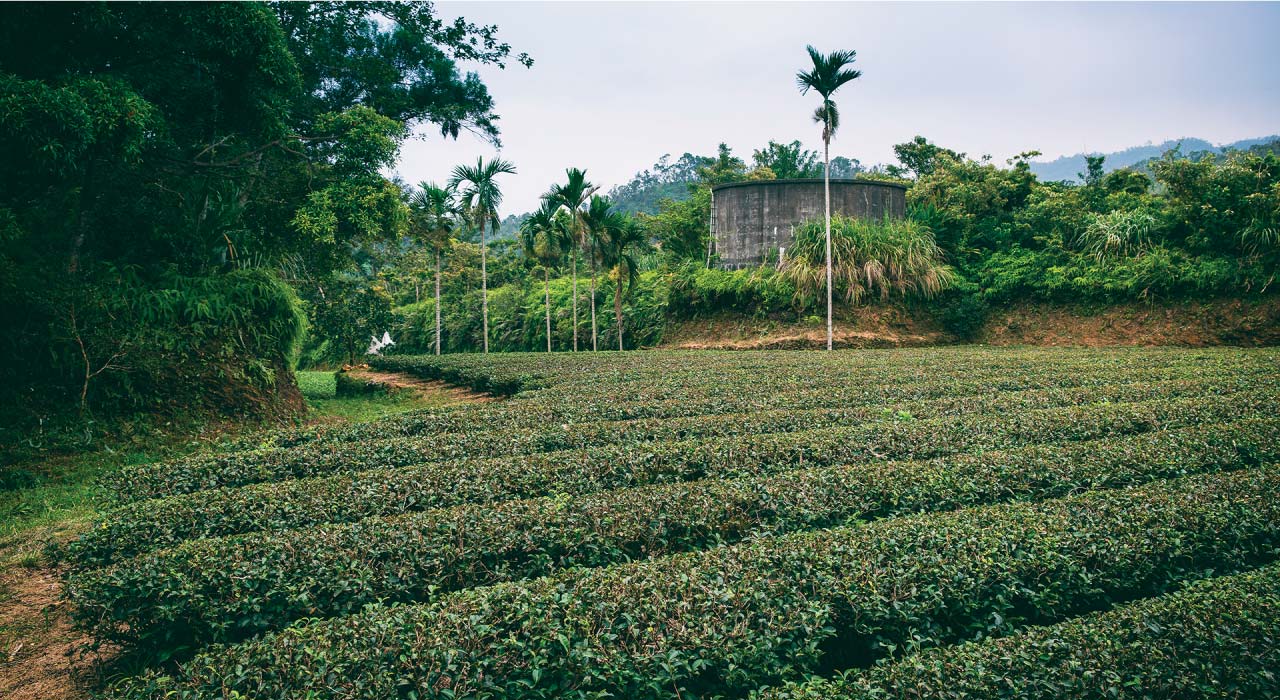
[1029,135,1280,182]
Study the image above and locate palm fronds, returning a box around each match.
[796,46,861,98]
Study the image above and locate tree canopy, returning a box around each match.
[0,1,527,426]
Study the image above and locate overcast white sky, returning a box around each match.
[394,1,1280,215]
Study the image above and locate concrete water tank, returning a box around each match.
[710,178,908,268]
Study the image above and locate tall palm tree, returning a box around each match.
[582,195,622,351]
[598,212,648,350]
[797,45,861,351]
[542,168,597,351]
[520,202,571,352]
[409,182,457,356]
[450,156,516,354]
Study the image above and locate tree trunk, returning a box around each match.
[544,268,552,352]
[415,280,420,304]
[481,219,489,354]
[434,248,442,356]
[614,270,624,351]
[589,254,598,351]
[571,247,579,352]
[824,136,833,351]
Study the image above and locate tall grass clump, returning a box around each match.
[780,214,955,305]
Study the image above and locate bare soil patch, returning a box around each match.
[662,305,947,350]
[0,565,110,700]
[978,299,1280,347]
[342,369,497,402]
[662,298,1280,350]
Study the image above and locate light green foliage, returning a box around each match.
[905,135,1280,306]
[294,371,337,400]
[668,262,797,314]
[753,140,822,179]
[781,215,955,304]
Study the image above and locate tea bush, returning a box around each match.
[106,468,1280,699]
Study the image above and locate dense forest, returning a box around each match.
[2,2,1277,440]
[0,2,530,436]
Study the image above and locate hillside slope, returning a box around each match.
[661,298,1280,350]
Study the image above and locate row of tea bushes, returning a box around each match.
[106,467,1280,700]
[369,347,1273,397]
[102,371,1270,503]
[68,393,1267,568]
[199,349,1273,460]
[759,562,1280,699]
[68,418,1280,653]
[375,347,1274,413]
[369,349,1275,418]
[198,349,1274,463]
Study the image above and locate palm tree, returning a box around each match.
[409,182,457,355]
[597,211,648,350]
[450,156,516,354]
[582,195,622,351]
[797,45,861,351]
[542,168,597,351]
[520,202,571,352]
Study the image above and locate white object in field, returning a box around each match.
[366,331,396,355]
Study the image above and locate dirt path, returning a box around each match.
[342,369,497,403]
[0,566,108,700]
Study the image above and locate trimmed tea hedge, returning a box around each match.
[68,392,1269,568]
[103,371,1269,503]
[758,562,1280,699]
[223,348,1276,457]
[106,467,1280,700]
[68,419,1280,653]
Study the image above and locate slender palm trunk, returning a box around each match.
[481,219,489,354]
[544,268,552,353]
[614,271,624,351]
[589,254,598,351]
[434,248,442,356]
[571,246,579,352]
[824,136,832,351]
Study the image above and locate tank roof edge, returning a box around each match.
[711,178,909,193]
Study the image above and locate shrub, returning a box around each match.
[760,562,1280,699]
[101,367,1273,503]
[931,277,987,340]
[67,391,1273,568]
[105,467,1280,700]
[780,215,955,306]
[667,261,798,316]
[67,419,1279,654]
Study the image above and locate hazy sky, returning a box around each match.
[395,1,1280,215]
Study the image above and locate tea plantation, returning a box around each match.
[64,347,1280,699]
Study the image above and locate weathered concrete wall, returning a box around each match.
[711,179,907,268]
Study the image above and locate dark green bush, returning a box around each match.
[261,348,1272,454]
[68,419,1279,654]
[760,562,1280,699]
[0,267,307,433]
[106,467,1280,700]
[67,391,1273,568]
[932,277,988,340]
[102,367,1275,503]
